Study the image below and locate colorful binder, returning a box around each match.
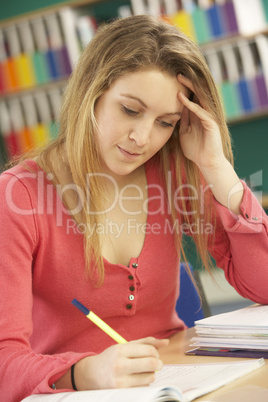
[237,39,264,109]
[206,3,225,38]
[47,88,62,139]
[0,101,20,156]
[4,26,21,90]
[130,0,148,14]
[147,0,162,16]
[233,0,267,35]
[32,16,59,80]
[255,35,268,107]
[192,6,211,44]
[58,7,81,71]
[223,0,239,34]
[31,17,51,83]
[17,21,37,88]
[205,49,224,104]
[8,98,32,152]
[163,0,178,15]
[220,45,242,118]
[172,7,196,41]
[76,16,97,49]
[44,13,72,78]
[21,94,48,148]
[34,91,53,141]
[0,29,11,93]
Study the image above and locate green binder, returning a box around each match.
[192,8,211,44]
[32,51,50,84]
[220,82,242,119]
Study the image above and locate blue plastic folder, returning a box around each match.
[237,79,255,112]
[186,347,268,359]
[206,5,225,38]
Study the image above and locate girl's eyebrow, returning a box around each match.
[121,93,147,108]
[120,93,182,117]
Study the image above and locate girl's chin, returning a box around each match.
[99,164,136,178]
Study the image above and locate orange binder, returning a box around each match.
[4,26,21,90]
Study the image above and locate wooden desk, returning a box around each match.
[262,194,268,209]
[159,328,268,401]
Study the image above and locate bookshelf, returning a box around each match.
[0,0,129,159]
[0,0,268,204]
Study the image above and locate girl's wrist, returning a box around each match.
[71,363,78,391]
[198,156,230,180]
[53,366,73,390]
[200,160,244,214]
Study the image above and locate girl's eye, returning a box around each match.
[159,120,174,128]
[122,105,175,128]
[122,106,138,116]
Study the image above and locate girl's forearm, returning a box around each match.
[199,159,244,215]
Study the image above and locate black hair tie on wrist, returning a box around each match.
[71,363,78,391]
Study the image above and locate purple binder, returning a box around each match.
[224,0,239,34]
[255,74,268,107]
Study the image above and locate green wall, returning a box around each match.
[0,0,75,20]
[230,116,268,193]
[0,0,130,21]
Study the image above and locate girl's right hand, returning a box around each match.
[74,337,169,390]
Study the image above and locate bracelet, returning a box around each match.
[71,363,78,391]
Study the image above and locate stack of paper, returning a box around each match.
[188,304,268,358]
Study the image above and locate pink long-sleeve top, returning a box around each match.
[1,160,268,401]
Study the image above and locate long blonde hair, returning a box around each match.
[15,15,233,285]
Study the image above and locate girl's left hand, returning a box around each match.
[177,74,244,215]
[177,74,226,172]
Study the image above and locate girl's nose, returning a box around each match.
[129,122,152,146]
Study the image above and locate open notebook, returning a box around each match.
[22,359,264,402]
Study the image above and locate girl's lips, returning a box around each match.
[117,146,141,160]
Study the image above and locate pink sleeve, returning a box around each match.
[0,172,93,402]
[210,181,268,304]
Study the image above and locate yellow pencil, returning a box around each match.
[71,299,127,344]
